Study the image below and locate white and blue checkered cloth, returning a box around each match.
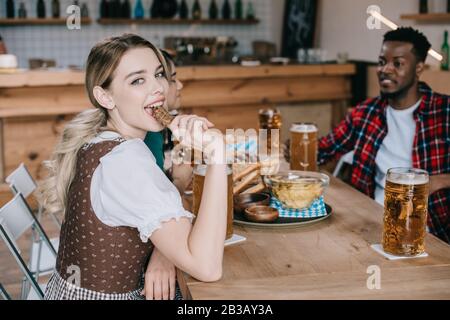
[270,196,327,218]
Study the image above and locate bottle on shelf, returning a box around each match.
[51,0,60,18]
[235,0,243,19]
[108,0,114,18]
[121,0,131,19]
[6,0,15,18]
[81,3,89,17]
[115,0,122,18]
[209,0,218,19]
[0,34,8,54]
[134,0,144,19]
[100,0,109,18]
[246,1,255,20]
[151,0,160,18]
[112,0,121,18]
[108,0,115,18]
[447,0,450,13]
[18,2,27,18]
[441,30,449,71]
[222,0,231,19]
[179,0,188,19]
[159,0,177,18]
[419,0,428,14]
[192,0,202,20]
[100,0,107,18]
[37,0,46,18]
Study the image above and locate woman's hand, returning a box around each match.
[168,114,214,151]
[168,114,225,164]
[142,248,177,300]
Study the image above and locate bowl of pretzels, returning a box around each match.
[264,171,329,209]
[231,157,280,216]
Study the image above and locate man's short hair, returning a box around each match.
[383,27,431,62]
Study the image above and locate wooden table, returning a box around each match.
[178,176,450,300]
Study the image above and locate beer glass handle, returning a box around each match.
[299,133,309,170]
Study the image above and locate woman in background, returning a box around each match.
[144,50,193,194]
[141,50,194,300]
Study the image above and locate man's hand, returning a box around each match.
[142,248,176,300]
[429,174,450,195]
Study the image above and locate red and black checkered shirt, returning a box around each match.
[318,82,450,244]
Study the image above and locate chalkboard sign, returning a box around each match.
[281,0,318,59]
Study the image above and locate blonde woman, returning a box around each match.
[40,34,227,300]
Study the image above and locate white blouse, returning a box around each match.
[89,131,194,243]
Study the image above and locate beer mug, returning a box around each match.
[289,123,318,171]
[193,164,234,240]
[259,108,282,155]
[382,168,429,256]
[258,108,282,130]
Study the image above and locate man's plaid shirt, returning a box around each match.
[318,82,450,244]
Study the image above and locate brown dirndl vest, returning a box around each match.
[55,139,154,294]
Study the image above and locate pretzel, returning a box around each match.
[233,170,260,194]
[241,182,265,194]
[232,163,261,183]
[153,105,174,127]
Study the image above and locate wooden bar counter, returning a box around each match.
[178,175,450,300]
[0,64,355,204]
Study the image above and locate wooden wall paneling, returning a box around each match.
[181,76,352,108]
[331,100,350,128]
[2,114,74,181]
[0,64,355,87]
[0,119,4,182]
[177,64,356,81]
[188,104,262,132]
[0,86,89,117]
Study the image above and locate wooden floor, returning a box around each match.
[0,197,62,300]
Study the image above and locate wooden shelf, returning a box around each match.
[97,18,259,25]
[0,17,92,26]
[400,13,450,22]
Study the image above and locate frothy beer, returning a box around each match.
[382,168,429,256]
[290,123,318,171]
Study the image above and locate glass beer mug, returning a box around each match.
[382,168,429,256]
[289,123,318,171]
[258,108,282,155]
[192,164,234,240]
